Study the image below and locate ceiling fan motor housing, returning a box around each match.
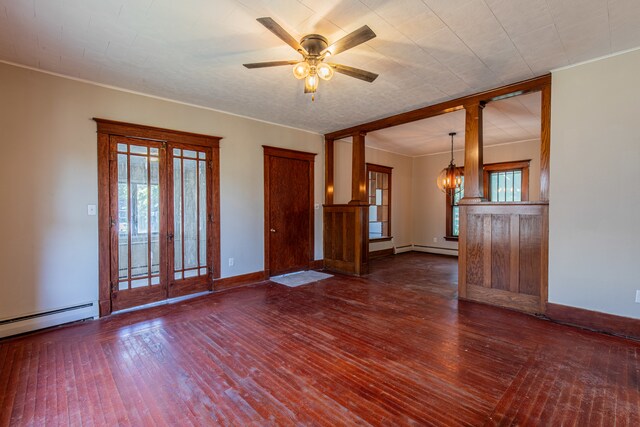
[300,34,328,56]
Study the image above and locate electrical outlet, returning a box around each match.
[635,290,640,303]
[228,258,234,267]
[433,237,438,243]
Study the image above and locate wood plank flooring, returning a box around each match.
[1,252,638,426]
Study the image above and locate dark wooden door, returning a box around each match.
[264,146,316,277]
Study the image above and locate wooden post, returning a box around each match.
[324,138,334,205]
[462,101,485,202]
[540,83,551,202]
[97,132,112,317]
[349,131,368,205]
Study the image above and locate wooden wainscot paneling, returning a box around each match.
[323,205,368,275]
[459,203,549,314]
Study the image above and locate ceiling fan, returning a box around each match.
[243,17,379,100]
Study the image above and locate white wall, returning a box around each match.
[412,139,541,255]
[550,49,640,319]
[0,62,323,325]
[333,139,414,252]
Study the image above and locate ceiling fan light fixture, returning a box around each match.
[245,18,379,99]
[292,61,310,79]
[317,63,334,80]
[304,72,319,93]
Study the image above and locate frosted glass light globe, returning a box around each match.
[292,62,310,79]
[317,63,334,80]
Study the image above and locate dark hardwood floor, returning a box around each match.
[1,252,638,426]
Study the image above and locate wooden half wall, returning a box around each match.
[459,203,548,313]
[323,205,369,275]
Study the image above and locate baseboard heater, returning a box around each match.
[0,302,98,339]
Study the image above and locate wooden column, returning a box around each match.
[97,132,112,317]
[540,83,551,202]
[324,138,334,205]
[349,131,368,205]
[462,101,485,202]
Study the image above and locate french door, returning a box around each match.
[109,136,213,311]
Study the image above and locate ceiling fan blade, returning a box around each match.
[243,60,299,69]
[329,64,378,83]
[322,25,376,57]
[256,17,307,55]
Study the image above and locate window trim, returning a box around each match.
[445,160,531,240]
[366,163,393,241]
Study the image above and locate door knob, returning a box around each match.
[270,229,276,233]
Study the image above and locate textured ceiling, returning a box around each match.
[1,0,639,135]
[366,91,541,156]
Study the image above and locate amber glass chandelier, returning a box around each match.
[436,132,463,198]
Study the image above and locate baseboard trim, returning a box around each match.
[214,271,268,291]
[413,245,459,257]
[394,245,413,254]
[369,248,394,259]
[546,303,640,341]
[310,260,324,270]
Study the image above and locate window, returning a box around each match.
[445,160,530,240]
[445,169,464,239]
[483,160,530,202]
[367,163,392,240]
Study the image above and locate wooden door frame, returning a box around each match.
[95,119,222,317]
[263,146,316,277]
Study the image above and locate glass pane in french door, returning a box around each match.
[172,148,208,281]
[116,142,161,291]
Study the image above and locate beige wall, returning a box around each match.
[412,139,541,255]
[550,49,640,319]
[333,139,414,252]
[0,62,323,327]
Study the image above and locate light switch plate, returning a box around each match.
[314,203,320,210]
[87,204,97,216]
[635,290,640,303]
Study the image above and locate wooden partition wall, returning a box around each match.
[325,75,551,314]
[323,205,368,275]
[322,133,370,276]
